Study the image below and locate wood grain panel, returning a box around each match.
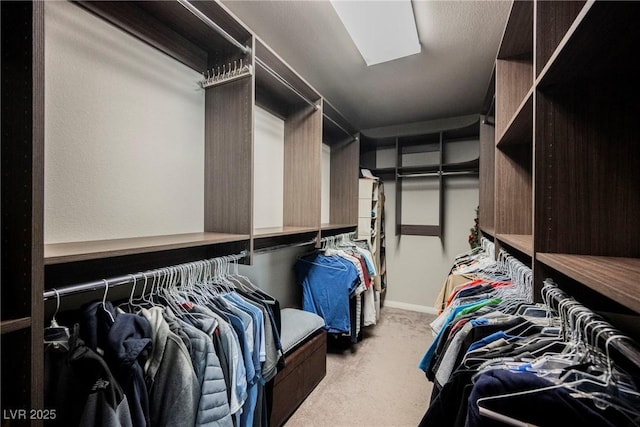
[45,233,250,264]
[497,88,533,147]
[400,225,441,237]
[330,139,359,225]
[1,0,44,411]
[537,2,640,87]
[497,234,533,256]
[535,0,586,76]
[205,78,253,234]
[535,83,640,256]
[495,145,532,235]
[537,253,640,314]
[0,318,32,335]
[498,0,533,59]
[31,1,45,412]
[479,121,495,232]
[496,58,533,138]
[283,104,322,227]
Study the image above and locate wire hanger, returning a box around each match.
[44,288,70,350]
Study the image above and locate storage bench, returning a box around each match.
[269,308,327,427]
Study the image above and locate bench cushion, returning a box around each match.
[280,308,325,354]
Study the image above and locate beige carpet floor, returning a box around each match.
[284,307,436,427]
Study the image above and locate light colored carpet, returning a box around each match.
[284,307,436,427]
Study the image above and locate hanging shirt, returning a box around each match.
[295,252,359,334]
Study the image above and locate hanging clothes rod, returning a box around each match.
[323,112,357,142]
[319,231,356,243]
[396,170,479,179]
[323,98,358,141]
[177,0,251,56]
[542,280,640,373]
[255,56,319,111]
[253,239,317,255]
[43,250,248,301]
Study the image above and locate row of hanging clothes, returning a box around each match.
[419,238,640,426]
[294,232,377,343]
[43,253,283,427]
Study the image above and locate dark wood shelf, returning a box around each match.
[496,87,533,147]
[537,2,640,87]
[497,233,533,256]
[480,225,495,238]
[44,232,250,265]
[0,317,32,335]
[253,226,318,239]
[537,253,640,314]
[497,0,533,59]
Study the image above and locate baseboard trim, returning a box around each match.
[384,300,439,315]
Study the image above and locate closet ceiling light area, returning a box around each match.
[222,0,511,130]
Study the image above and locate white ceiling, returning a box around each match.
[221,0,511,132]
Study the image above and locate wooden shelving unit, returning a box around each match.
[482,0,640,319]
[322,101,360,235]
[2,0,361,413]
[253,38,322,239]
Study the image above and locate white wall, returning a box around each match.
[253,106,285,229]
[381,140,479,310]
[44,1,204,243]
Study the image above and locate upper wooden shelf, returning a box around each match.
[537,253,640,314]
[44,232,250,265]
[496,88,533,148]
[253,226,318,239]
[497,0,533,59]
[0,317,32,335]
[537,1,640,87]
[497,233,533,257]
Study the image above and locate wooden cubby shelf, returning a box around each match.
[480,226,495,239]
[497,234,533,257]
[0,318,32,335]
[496,87,532,147]
[44,232,250,265]
[321,224,357,231]
[537,253,640,314]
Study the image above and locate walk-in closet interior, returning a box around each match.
[2,0,639,426]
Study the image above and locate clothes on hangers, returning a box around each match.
[418,240,640,427]
[44,267,284,427]
[294,236,378,341]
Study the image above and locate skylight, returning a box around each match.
[330,0,421,66]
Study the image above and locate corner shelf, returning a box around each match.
[537,253,640,314]
[44,232,250,265]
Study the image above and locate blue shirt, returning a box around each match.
[295,253,359,334]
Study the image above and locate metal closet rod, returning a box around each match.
[177,0,251,56]
[253,238,317,255]
[323,98,358,141]
[320,231,356,243]
[255,56,319,111]
[323,113,357,142]
[43,250,248,301]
